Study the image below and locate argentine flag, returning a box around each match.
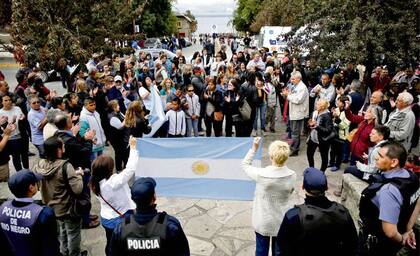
[143,84,166,137]
[135,137,262,200]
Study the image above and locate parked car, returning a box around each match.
[143,38,162,49]
[136,48,176,61]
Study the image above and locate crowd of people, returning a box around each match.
[0,35,419,256]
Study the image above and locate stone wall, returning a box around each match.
[340,173,420,228]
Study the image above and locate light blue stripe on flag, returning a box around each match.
[137,137,263,159]
[135,137,263,200]
[149,178,256,201]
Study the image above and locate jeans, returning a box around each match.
[34,144,45,159]
[344,165,365,180]
[307,139,330,171]
[329,138,345,168]
[265,106,276,130]
[253,103,267,131]
[186,118,199,137]
[58,216,82,256]
[255,232,279,256]
[90,150,103,164]
[290,119,304,153]
[7,138,29,171]
[104,226,114,256]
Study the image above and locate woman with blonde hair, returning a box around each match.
[124,101,151,138]
[75,79,89,106]
[226,63,236,80]
[306,98,335,171]
[242,137,296,256]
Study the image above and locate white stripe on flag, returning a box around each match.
[136,158,261,181]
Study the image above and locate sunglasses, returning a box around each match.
[32,101,40,104]
[187,90,194,92]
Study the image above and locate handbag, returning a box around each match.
[62,162,92,218]
[346,128,358,142]
[214,111,224,121]
[239,99,251,121]
[205,101,215,117]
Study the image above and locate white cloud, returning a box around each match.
[173,0,236,15]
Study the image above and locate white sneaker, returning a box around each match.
[252,130,257,137]
[261,130,266,137]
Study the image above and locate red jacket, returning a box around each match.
[345,109,374,158]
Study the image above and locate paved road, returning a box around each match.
[0,44,344,256]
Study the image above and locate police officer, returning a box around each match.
[277,167,358,255]
[110,177,190,256]
[0,170,60,255]
[358,141,420,256]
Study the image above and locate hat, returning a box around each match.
[8,169,43,198]
[303,167,327,193]
[114,75,122,82]
[131,177,156,206]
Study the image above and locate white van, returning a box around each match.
[258,26,292,53]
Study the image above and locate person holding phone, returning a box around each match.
[0,94,28,171]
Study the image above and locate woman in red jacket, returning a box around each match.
[345,104,382,165]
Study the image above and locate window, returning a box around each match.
[177,21,182,29]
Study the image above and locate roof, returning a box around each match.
[173,11,193,23]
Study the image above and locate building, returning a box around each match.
[174,12,195,38]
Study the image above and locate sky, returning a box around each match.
[173,0,236,16]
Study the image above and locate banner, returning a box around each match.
[143,85,166,137]
[135,137,263,200]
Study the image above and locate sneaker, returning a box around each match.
[90,214,99,221]
[252,130,257,137]
[82,219,100,229]
[289,151,299,157]
[330,166,339,172]
[261,130,266,137]
[198,131,205,136]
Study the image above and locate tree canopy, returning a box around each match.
[233,0,419,70]
[10,0,176,70]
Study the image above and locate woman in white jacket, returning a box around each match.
[242,137,296,256]
[90,136,139,256]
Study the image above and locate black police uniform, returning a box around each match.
[0,198,60,256]
[110,205,189,256]
[277,195,358,256]
[359,170,420,256]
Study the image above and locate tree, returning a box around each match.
[232,0,264,33]
[289,0,419,72]
[249,0,304,32]
[9,0,175,70]
[0,0,12,28]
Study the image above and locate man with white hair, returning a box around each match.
[385,92,415,151]
[282,71,309,156]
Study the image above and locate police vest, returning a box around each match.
[0,200,43,255]
[121,212,168,256]
[359,170,420,239]
[295,202,351,255]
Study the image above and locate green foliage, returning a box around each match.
[0,0,12,28]
[290,0,420,70]
[232,0,264,33]
[137,0,176,37]
[10,0,175,70]
[233,0,419,70]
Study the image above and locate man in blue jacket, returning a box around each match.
[110,177,190,256]
[0,170,60,256]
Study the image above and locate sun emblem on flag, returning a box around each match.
[192,161,209,175]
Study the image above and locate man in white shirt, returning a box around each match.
[184,85,200,137]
